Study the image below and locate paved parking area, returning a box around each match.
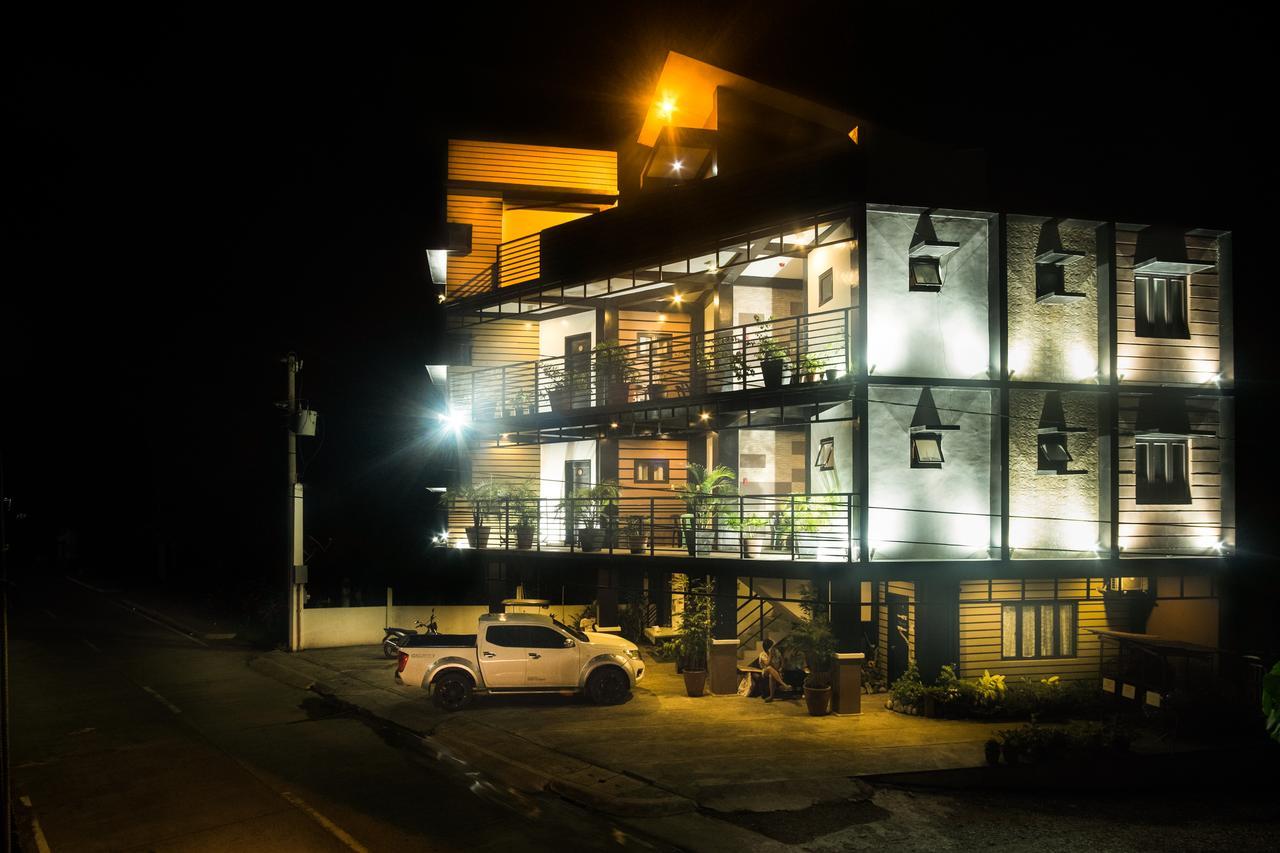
[292,644,1006,799]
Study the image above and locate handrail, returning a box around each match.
[448,306,852,419]
[448,232,542,300]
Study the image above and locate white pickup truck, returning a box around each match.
[395,612,645,710]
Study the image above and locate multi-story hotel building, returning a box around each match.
[428,52,1233,692]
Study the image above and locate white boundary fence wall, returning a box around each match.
[299,592,592,650]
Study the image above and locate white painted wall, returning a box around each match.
[539,310,596,358]
[866,209,992,379]
[810,404,854,494]
[805,234,856,315]
[539,439,599,545]
[300,603,592,649]
[868,385,996,560]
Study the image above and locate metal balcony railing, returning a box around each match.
[448,307,852,421]
[450,232,541,299]
[446,492,858,562]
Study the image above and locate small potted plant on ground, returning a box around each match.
[789,584,836,715]
[674,576,715,697]
[593,340,636,407]
[451,481,501,549]
[794,353,824,384]
[510,388,533,416]
[624,515,646,554]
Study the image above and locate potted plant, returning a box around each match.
[510,388,533,416]
[672,463,738,556]
[789,584,836,715]
[984,738,1002,766]
[674,576,715,696]
[728,515,767,558]
[1097,579,1155,633]
[593,340,636,407]
[711,332,750,390]
[794,354,824,384]
[506,480,539,549]
[824,367,840,382]
[592,480,621,549]
[778,495,837,558]
[450,481,501,549]
[542,364,572,414]
[753,316,790,389]
[624,515,646,554]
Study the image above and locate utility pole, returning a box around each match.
[283,354,306,651]
[1,450,11,853]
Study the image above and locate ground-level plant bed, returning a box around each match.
[886,663,1107,721]
[995,720,1134,766]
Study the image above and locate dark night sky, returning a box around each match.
[6,6,1267,597]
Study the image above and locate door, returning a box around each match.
[564,460,592,546]
[478,625,527,687]
[887,593,910,685]
[523,625,580,687]
[565,333,592,407]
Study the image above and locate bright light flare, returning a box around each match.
[438,408,470,433]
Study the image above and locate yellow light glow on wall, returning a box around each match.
[1069,345,1097,381]
[657,96,676,120]
[1008,341,1030,377]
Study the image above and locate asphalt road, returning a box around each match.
[6,574,667,852]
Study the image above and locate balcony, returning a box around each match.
[447,492,859,562]
[450,232,542,300]
[448,308,853,428]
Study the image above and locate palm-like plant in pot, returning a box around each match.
[673,463,738,556]
[505,479,540,549]
[593,340,637,407]
[624,515,646,554]
[674,575,715,696]
[753,316,790,389]
[790,584,836,715]
[451,480,502,549]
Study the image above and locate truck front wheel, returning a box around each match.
[433,671,474,711]
[586,667,630,705]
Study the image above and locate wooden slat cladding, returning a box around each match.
[456,318,540,370]
[617,310,692,346]
[446,192,501,292]
[958,578,1103,681]
[448,140,618,196]
[447,442,540,542]
[617,438,688,506]
[1116,226,1221,386]
[1117,395,1222,556]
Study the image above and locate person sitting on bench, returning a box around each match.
[755,638,789,702]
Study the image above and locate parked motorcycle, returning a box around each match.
[383,611,438,658]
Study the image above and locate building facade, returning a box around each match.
[429,53,1233,692]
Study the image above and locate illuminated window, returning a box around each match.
[860,580,872,623]
[909,257,942,292]
[635,459,669,483]
[814,437,835,470]
[911,433,944,468]
[1135,275,1189,339]
[1135,439,1191,505]
[1001,602,1076,659]
[818,268,834,306]
[637,332,672,360]
[1037,433,1073,474]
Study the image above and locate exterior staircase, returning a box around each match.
[736,578,807,661]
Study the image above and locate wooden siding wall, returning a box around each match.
[445,192,501,292]
[617,309,692,347]
[461,318,541,369]
[876,581,916,667]
[958,578,1105,682]
[617,440,688,537]
[447,442,540,542]
[448,140,618,196]
[1118,396,1222,556]
[1116,228,1221,385]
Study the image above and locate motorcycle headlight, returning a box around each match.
[625,648,641,661]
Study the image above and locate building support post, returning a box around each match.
[914,579,959,685]
[284,354,305,652]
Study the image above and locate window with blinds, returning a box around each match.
[1135,439,1192,505]
[1001,602,1077,659]
[1134,274,1190,339]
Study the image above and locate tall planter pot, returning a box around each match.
[804,686,831,716]
[515,526,534,550]
[578,528,604,553]
[465,526,491,549]
[548,388,572,414]
[682,670,707,697]
[761,359,785,389]
[1102,590,1155,633]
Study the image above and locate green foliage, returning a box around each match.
[752,315,790,366]
[620,591,650,644]
[624,515,645,537]
[673,576,715,672]
[889,662,926,707]
[789,584,836,688]
[710,333,750,384]
[997,720,1133,764]
[450,480,503,528]
[673,463,738,527]
[797,353,825,375]
[1264,661,1280,744]
[502,479,540,528]
[562,480,620,530]
[592,340,638,384]
[862,643,888,693]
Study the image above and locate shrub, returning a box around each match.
[889,662,926,707]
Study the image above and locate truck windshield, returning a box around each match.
[553,618,590,643]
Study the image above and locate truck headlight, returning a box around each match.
[625,649,641,661]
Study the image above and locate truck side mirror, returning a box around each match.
[563,637,576,648]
